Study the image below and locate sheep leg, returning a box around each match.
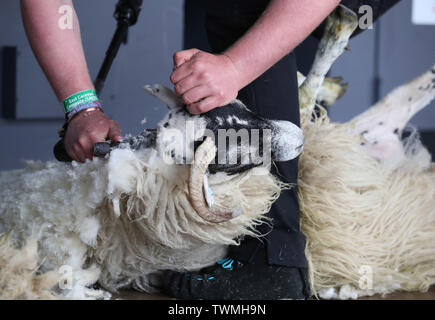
[144,84,184,109]
[299,5,358,111]
[352,64,435,135]
[297,72,348,107]
[350,64,435,162]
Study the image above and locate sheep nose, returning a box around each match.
[270,120,304,162]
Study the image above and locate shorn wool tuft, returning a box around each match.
[0,233,60,300]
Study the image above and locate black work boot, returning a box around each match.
[162,249,311,300]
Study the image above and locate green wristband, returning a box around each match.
[62,89,99,113]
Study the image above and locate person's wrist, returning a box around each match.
[220,52,248,91]
[62,89,103,122]
[66,101,103,123]
[63,89,98,112]
[67,104,103,123]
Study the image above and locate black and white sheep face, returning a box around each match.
[151,87,304,175]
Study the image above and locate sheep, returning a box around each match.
[295,5,435,299]
[0,83,304,298]
[0,140,289,299]
[298,61,435,299]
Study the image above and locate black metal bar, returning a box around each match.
[1,46,17,119]
[94,23,129,95]
[372,20,382,104]
[93,0,143,95]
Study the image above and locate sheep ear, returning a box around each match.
[144,84,184,110]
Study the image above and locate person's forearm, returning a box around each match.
[171,0,342,113]
[21,0,120,163]
[224,0,341,88]
[20,0,94,102]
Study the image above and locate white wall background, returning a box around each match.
[0,0,184,170]
[329,0,435,128]
[0,0,433,171]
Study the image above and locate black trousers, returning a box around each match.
[205,0,308,268]
[203,0,401,268]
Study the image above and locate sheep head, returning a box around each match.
[144,84,304,223]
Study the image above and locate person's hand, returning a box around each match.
[170,49,243,114]
[64,109,122,162]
